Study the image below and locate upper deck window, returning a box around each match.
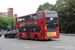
[22,17,25,21]
[25,16,31,21]
[32,14,37,20]
[38,13,43,19]
[16,18,23,22]
[16,12,43,22]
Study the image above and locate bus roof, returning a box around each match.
[17,10,57,18]
[17,11,44,18]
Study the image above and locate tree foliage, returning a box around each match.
[36,2,53,12]
[56,0,75,33]
[0,16,16,30]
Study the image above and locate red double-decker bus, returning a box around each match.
[16,10,60,40]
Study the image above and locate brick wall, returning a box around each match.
[8,8,13,17]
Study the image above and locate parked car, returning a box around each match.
[1,31,6,35]
[4,30,16,38]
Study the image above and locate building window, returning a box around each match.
[0,13,2,15]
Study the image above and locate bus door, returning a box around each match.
[27,32,30,39]
[27,27,30,39]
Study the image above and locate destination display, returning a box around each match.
[20,21,37,27]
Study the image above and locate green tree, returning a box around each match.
[56,0,75,33]
[36,2,53,12]
[0,16,16,30]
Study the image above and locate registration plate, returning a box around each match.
[47,32,56,36]
[51,37,54,39]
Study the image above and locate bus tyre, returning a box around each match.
[34,35,38,40]
[20,35,22,39]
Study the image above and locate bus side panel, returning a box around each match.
[22,32,27,38]
[38,26,45,40]
[37,11,45,40]
[19,32,27,38]
[30,32,38,39]
[30,30,45,40]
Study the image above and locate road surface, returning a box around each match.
[0,35,75,50]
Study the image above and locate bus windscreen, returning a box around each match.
[45,11,58,32]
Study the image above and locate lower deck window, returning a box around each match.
[19,26,41,32]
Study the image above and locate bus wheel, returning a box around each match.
[20,35,22,39]
[34,35,38,40]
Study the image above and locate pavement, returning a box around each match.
[60,33,75,36]
[0,35,75,50]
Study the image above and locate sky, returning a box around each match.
[0,0,57,17]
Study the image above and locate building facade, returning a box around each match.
[0,8,17,17]
[0,12,8,17]
[8,8,13,17]
[14,14,17,17]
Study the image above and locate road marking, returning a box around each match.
[47,42,71,45]
[53,46,75,50]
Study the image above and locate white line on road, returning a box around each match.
[47,42,71,45]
